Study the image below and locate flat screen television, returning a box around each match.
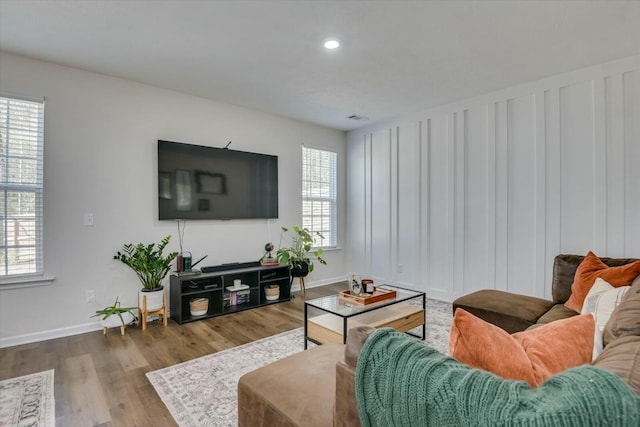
[158,140,278,220]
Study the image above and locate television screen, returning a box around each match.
[158,140,278,220]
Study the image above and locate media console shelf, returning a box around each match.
[169,264,291,324]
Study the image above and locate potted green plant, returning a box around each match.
[276,226,327,277]
[92,296,138,335]
[114,235,178,311]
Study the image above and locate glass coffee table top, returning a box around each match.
[305,285,424,318]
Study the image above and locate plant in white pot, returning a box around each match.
[114,235,178,312]
[92,296,138,335]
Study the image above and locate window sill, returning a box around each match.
[0,274,55,290]
[314,246,341,252]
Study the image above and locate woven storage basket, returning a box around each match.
[265,285,280,300]
[190,297,209,316]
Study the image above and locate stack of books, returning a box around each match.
[236,289,250,304]
[223,289,251,307]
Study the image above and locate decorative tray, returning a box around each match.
[226,284,250,292]
[339,287,396,305]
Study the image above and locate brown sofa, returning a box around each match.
[452,254,639,333]
[238,254,640,426]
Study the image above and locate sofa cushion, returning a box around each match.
[345,326,376,368]
[593,335,640,395]
[603,276,640,346]
[581,278,630,328]
[552,254,588,304]
[533,304,578,326]
[452,290,553,334]
[580,278,630,360]
[564,251,640,312]
[450,308,594,387]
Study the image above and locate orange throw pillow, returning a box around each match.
[449,308,594,387]
[564,251,640,312]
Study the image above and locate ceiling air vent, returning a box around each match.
[347,114,369,121]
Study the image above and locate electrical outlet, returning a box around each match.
[86,290,96,304]
[397,264,404,273]
[84,213,94,226]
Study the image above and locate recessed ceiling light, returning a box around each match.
[323,39,340,50]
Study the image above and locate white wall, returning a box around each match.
[0,52,347,346]
[347,55,640,303]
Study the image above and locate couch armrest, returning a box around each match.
[345,326,376,368]
[333,326,375,427]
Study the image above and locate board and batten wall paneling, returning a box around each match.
[394,122,421,288]
[559,80,596,254]
[423,116,452,298]
[623,70,640,257]
[369,128,392,281]
[346,56,640,302]
[605,74,625,256]
[347,134,366,276]
[506,94,537,296]
[463,106,489,295]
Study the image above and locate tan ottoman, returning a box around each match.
[238,344,345,427]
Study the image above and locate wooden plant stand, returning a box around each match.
[139,291,168,331]
[103,324,127,336]
[291,275,306,296]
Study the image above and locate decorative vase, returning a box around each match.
[139,287,165,311]
[350,281,362,296]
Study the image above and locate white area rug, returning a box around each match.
[0,369,55,427]
[147,298,452,427]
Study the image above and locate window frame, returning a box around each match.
[0,93,47,284]
[301,146,337,249]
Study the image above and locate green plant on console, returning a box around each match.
[276,226,327,274]
[91,296,138,326]
[114,235,179,290]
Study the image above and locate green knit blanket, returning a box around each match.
[355,328,640,427]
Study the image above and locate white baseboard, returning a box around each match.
[290,275,348,292]
[1,278,351,348]
[0,311,172,349]
[0,321,104,348]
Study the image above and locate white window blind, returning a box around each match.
[302,146,337,248]
[0,95,44,278]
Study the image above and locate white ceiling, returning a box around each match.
[1,1,639,131]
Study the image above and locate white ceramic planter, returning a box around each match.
[100,311,136,328]
[139,287,165,311]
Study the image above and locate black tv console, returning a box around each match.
[170,263,290,324]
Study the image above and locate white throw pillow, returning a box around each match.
[581,277,630,361]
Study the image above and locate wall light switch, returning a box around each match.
[84,213,94,226]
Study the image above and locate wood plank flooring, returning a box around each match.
[0,282,346,426]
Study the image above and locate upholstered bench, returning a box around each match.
[237,343,345,427]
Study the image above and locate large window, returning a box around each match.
[0,95,44,278]
[302,146,337,248]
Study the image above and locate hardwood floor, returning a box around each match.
[0,282,346,426]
